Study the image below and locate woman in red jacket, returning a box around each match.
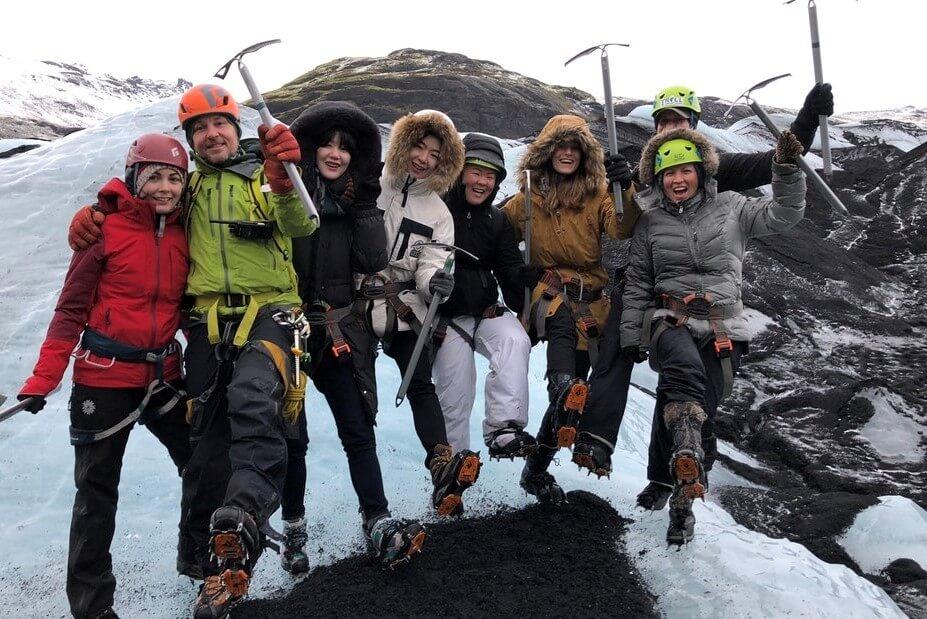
[18,133,193,619]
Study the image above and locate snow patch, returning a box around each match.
[740,307,775,340]
[838,496,927,575]
[717,440,773,472]
[0,54,186,131]
[858,388,926,464]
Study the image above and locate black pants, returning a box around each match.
[281,349,390,523]
[531,303,591,471]
[281,403,309,522]
[646,323,745,486]
[579,284,634,447]
[67,382,190,619]
[182,309,292,575]
[383,329,449,466]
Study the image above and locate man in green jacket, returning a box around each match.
[68,83,318,617]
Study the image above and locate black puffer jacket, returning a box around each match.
[290,101,387,416]
[291,101,387,307]
[440,177,524,317]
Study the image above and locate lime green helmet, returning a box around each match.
[652,85,701,129]
[654,138,703,176]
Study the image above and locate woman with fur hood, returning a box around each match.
[501,114,634,503]
[620,127,806,544]
[284,101,426,570]
[355,109,482,517]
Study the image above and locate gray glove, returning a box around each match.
[428,270,455,297]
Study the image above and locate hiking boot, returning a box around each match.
[636,481,673,511]
[547,374,588,448]
[281,517,309,575]
[91,609,119,619]
[429,445,481,517]
[487,426,538,460]
[572,432,613,478]
[666,487,696,546]
[193,506,258,619]
[665,401,708,501]
[519,464,566,505]
[363,514,427,569]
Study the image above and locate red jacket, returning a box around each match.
[20,178,189,395]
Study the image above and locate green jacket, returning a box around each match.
[185,151,318,312]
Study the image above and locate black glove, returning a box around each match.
[775,130,804,164]
[621,346,648,364]
[604,152,633,190]
[17,394,46,414]
[353,162,384,209]
[429,270,455,297]
[799,82,834,119]
[518,265,542,289]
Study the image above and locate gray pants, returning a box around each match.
[433,312,532,452]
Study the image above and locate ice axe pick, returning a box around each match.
[565,43,630,216]
[724,73,847,216]
[215,40,319,221]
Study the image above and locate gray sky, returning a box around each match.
[4,0,919,113]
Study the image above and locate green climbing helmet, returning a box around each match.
[652,85,701,128]
[653,138,703,176]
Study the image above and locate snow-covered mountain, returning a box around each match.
[0,95,924,618]
[0,55,189,140]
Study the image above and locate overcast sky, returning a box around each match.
[4,0,919,113]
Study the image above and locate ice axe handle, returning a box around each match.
[808,1,833,178]
[395,255,455,407]
[237,61,319,221]
[521,171,533,327]
[748,100,847,216]
[0,396,39,424]
[599,52,624,216]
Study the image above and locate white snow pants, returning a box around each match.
[432,312,532,452]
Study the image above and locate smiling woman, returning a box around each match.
[501,114,633,503]
[16,133,192,619]
[620,126,807,545]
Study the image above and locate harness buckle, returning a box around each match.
[224,293,251,308]
[331,339,352,360]
[540,270,561,299]
[578,314,599,338]
[714,334,733,358]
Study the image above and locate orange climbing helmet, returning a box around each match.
[177,84,241,131]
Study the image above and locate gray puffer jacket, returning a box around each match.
[620,127,806,348]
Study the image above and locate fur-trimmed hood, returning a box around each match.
[384,110,464,194]
[638,127,719,187]
[516,114,606,211]
[291,100,382,175]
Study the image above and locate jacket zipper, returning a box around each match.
[149,216,163,384]
[401,175,413,208]
[682,213,705,294]
[218,175,232,295]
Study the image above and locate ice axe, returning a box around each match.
[521,169,533,327]
[725,73,848,216]
[786,0,834,178]
[565,43,630,216]
[0,386,61,424]
[214,39,319,221]
[395,242,480,407]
